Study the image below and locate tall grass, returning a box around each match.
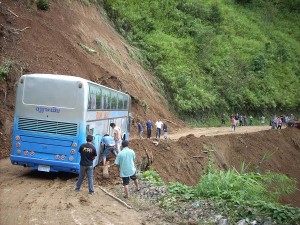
[194,162,299,223]
[196,166,296,203]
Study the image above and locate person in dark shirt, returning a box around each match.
[163,121,168,139]
[145,119,152,139]
[75,135,97,194]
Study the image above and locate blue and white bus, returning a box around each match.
[10,74,131,173]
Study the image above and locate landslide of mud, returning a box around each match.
[95,128,300,208]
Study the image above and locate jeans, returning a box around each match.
[139,131,143,139]
[156,128,161,139]
[76,165,94,193]
[147,128,151,138]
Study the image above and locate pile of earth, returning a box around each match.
[94,128,300,208]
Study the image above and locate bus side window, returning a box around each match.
[96,90,102,109]
[118,95,123,110]
[111,93,117,109]
[124,96,128,110]
[86,125,94,136]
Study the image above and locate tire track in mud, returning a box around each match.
[0,159,155,225]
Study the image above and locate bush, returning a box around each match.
[0,61,12,80]
[36,0,50,11]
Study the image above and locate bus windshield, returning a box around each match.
[23,76,80,108]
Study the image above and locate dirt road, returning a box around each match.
[167,125,272,140]
[0,158,155,225]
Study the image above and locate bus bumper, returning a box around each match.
[10,155,80,174]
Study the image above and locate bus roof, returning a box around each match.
[21,74,129,96]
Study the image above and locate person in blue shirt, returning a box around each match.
[114,140,140,198]
[145,119,152,139]
[101,134,117,166]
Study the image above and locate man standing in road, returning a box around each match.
[234,113,239,126]
[110,123,122,153]
[231,116,236,131]
[137,120,144,139]
[155,119,164,139]
[163,121,168,139]
[114,140,140,198]
[145,119,152,139]
[75,135,97,194]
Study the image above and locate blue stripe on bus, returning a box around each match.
[20,135,73,147]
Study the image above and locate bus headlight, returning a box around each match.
[24,150,29,155]
[72,142,77,148]
[69,156,74,162]
[16,142,21,147]
[61,155,66,160]
[70,149,75,154]
[15,136,20,141]
[55,155,60,160]
[17,150,21,155]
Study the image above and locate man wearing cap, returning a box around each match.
[101,134,117,166]
[75,135,97,194]
[114,140,140,198]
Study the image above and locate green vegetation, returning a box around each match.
[153,161,299,224]
[79,43,97,55]
[141,168,164,186]
[0,61,12,81]
[195,161,299,223]
[100,0,300,118]
[36,0,50,11]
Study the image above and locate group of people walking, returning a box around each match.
[138,119,168,140]
[229,113,253,131]
[229,113,297,131]
[75,123,140,198]
[270,114,296,129]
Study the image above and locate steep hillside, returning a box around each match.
[0,0,184,158]
[101,0,300,116]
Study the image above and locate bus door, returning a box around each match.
[86,124,101,167]
[93,134,102,167]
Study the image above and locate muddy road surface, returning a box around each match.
[0,158,155,225]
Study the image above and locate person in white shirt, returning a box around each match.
[155,119,164,139]
[110,123,122,153]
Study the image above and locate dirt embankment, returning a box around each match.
[96,127,300,208]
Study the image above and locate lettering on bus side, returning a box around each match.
[36,107,60,113]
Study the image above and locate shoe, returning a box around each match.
[89,191,95,195]
[75,188,80,192]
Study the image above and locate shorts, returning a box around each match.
[121,173,138,186]
[102,146,116,159]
